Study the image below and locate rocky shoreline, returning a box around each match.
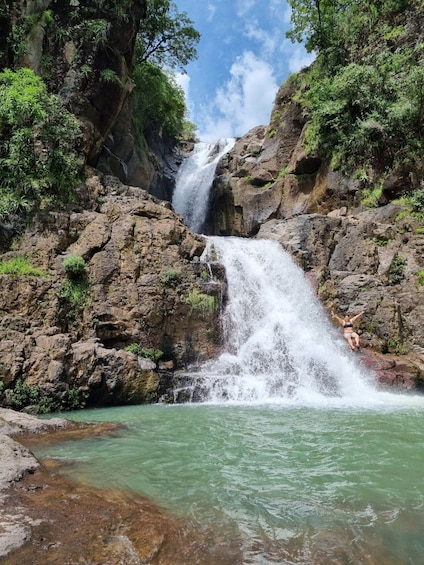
[0,407,241,565]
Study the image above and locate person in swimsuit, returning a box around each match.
[331,309,365,351]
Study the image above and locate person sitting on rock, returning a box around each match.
[331,309,365,351]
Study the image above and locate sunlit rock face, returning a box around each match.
[0,174,226,406]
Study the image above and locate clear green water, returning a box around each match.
[37,402,424,564]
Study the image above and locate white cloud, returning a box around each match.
[174,72,196,123]
[280,40,316,74]
[236,0,257,17]
[197,51,279,141]
[207,2,216,22]
[174,72,190,98]
[270,0,292,25]
[244,20,277,58]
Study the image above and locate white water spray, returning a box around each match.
[172,138,235,233]
[183,236,378,405]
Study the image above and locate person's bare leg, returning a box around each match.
[345,336,355,350]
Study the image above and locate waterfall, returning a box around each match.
[171,137,380,406]
[172,138,235,233]
[175,236,378,406]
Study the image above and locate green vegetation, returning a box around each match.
[373,236,390,247]
[277,167,289,180]
[132,61,191,141]
[100,68,122,86]
[409,188,424,222]
[365,321,380,334]
[81,18,109,46]
[186,288,218,316]
[58,256,90,317]
[2,378,88,414]
[124,344,164,361]
[160,268,181,286]
[287,0,423,190]
[0,68,83,220]
[0,256,46,276]
[361,180,384,208]
[137,0,200,70]
[62,255,87,278]
[11,11,52,61]
[388,254,407,284]
[387,336,407,355]
[392,186,424,224]
[58,279,90,313]
[417,269,424,286]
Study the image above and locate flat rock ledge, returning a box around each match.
[0,408,69,558]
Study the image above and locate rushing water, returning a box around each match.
[36,140,424,563]
[175,236,376,405]
[172,138,235,233]
[38,402,424,564]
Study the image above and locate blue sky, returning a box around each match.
[173,0,314,142]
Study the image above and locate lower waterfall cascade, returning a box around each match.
[175,236,381,405]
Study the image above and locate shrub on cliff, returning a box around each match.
[59,255,90,322]
[63,255,87,278]
[287,0,423,180]
[0,68,83,220]
[1,378,88,414]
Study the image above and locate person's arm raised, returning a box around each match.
[351,311,365,322]
[331,310,344,325]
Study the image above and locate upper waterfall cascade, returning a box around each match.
[172,138,235,233]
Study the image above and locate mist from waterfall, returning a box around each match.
[172,138,235,233]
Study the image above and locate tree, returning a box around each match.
[287,0,412,57]
[131,61,187,139]
[137,0,200,70]
[0,68,82,219]
[286,0,341,54]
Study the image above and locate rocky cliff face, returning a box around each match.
[209,64,424,391]
[3,0,172,189]
[0,174,225,407]
[95,96,182,201]
[1,0,214,408]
